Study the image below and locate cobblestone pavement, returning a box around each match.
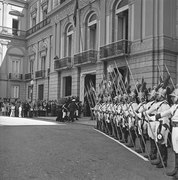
[0,116,174,180]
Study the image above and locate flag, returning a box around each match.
[124,69,129,89]
[73,0,79,27]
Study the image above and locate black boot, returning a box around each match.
[167,153,178,176]
[126,129,136,148]
[117,126,122,141]
[150,138,157,160]
[135,135,145,153]
[156,144,167,168]
[122,127,128,143]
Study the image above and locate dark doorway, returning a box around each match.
[84,74,96,117]
[38,84,44,100]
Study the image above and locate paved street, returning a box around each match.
[0,116,174,180]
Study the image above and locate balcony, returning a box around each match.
[9,73,23,80]
[0,26,26,38]
[26,18,50,37]
[100,40,131,60]
[35,70,45,79]
[74,50,98,67]
[54,57,72,71]
[25,73,32,80]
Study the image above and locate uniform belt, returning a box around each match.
[172,121,178,127]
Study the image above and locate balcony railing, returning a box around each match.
[25,73,32,80]
[74,50,98,66]
[0,26,26,38]
[9,73,23,80]
[100,40,131,59]
[26,18,50,37]
[54,57,72,71]
[35,70,45,79]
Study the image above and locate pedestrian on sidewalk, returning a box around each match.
[19,104,22,118]
[68,98,78,122]
[10,103,15,117]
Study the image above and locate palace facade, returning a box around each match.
[0,0,178,103]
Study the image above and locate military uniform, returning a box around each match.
[150,86,178,176]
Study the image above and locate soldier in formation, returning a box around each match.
[92,74,178,178]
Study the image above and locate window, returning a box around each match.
[115,1,129,41]
[89,24,96,50]
[12,86,19,98]
[116,10,128,40]
[32,17,36,26]
[41,56,46,70]
[85,13,97,50]
[12,19,18,29]
[64,76,72,96]
[12,19,19,35]
[30,60,34,73]
[12,60,20,74]
[43,9,47,20]
[64,24,73,57]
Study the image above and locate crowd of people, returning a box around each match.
[0,97,83,122]
[92,76,178,178]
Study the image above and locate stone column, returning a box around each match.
[3,2,8,27]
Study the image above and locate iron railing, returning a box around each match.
[100,39,131,59]
[26,18,50,36]
[54,57,72,70]
[25,73,32,80]
[0,26,26,37]
[74,50,98,66]
[9,73,23,80]
[35,70,45,79]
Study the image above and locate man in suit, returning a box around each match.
[68,98,78,122]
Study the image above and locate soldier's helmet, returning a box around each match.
[156,75,170,99]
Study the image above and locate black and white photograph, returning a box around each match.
[0,0,178,179]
